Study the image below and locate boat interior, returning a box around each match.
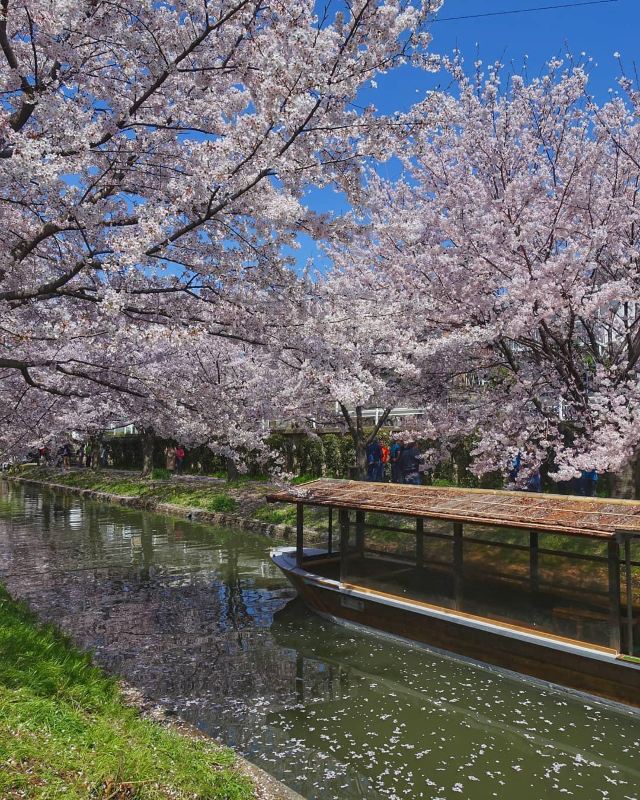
[296,520,640,656]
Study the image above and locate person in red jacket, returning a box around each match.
[175,445,186,475]
[380,443,390,482]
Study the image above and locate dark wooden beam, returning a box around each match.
[453,522,463,610]
[607,538,622,652]
[339,507,351,583]
[327,506,333,555]
[624,534,634,656]
[296,502,304,567]
[530,530,539,593]
[416,517,424,568]
[355,509,365,556]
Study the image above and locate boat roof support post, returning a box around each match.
[328,506,333,555]
[339,507,350,584]
[530,531,539,594]
[416,517,424,569]
[624,533,634,656]
[453,522,464,611]
[608,538,622,652]
[355,509,365,558]
[296,502,304,568]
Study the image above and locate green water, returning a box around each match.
[1,480,638,799]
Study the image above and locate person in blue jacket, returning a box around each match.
[366,438,383,482]
[399,441,422,485]
[579,469,598,497]
[526,469,542,492]
[390,439,403,483]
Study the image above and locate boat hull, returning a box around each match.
[272,549,640,709]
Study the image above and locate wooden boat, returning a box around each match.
[268,480,640,709]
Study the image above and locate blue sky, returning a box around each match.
[297,0,640,271]
[377,0,639,111]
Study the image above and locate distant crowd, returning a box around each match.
[507,452,600,497]
[366,440,601,497]
[36,442,110,469]
[365,438,422,485]
[29,437,600,497]
[33,442,187,474]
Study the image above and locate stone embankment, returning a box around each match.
[9,473,326,545]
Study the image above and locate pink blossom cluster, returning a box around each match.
[3,4,640,484]
[356,56,640,479]
[0,0,441,460]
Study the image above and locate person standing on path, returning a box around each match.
[390,439,402,483]
[100,442,109,468]
[366,438,383,482]
[579,469,598,497]
[175,445,185,475]
[399,441,422,485]
[165,445,177,475]
[380,442,390,481]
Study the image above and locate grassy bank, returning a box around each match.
[15,466,330,529]
[0,584,255,800]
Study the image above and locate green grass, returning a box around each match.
[290,474,317,485]
[253,504,299,525]
[430,478,457,488]
[0,585,254,800]
[158,487,238,513]
[207,494,238,513]
[30,469,148,497]
[21,469,243,512]
[253,503,330,529]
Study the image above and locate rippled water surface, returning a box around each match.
[1,481,639,799]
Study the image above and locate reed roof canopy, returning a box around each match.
[267,480,640,540]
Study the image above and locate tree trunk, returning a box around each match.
[339,404,392,481]
[610,456,635,499]
[90,436,101,471]
[225,456,239,482]
[141,428,155,477]
[353,433,367,480]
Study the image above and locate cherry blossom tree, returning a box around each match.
[361,57,640,482]
[266,245,442,478]
[1,0,443,454]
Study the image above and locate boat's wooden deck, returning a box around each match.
[305,554,639,653]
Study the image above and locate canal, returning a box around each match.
[1,481,639,800]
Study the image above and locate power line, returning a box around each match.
[432,0,619,23]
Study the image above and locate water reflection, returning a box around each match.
[1,481,639,800]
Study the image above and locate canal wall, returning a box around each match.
[9,475,327,545]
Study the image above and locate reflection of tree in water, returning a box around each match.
[0,486,298,711]
[220,545,253,646]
